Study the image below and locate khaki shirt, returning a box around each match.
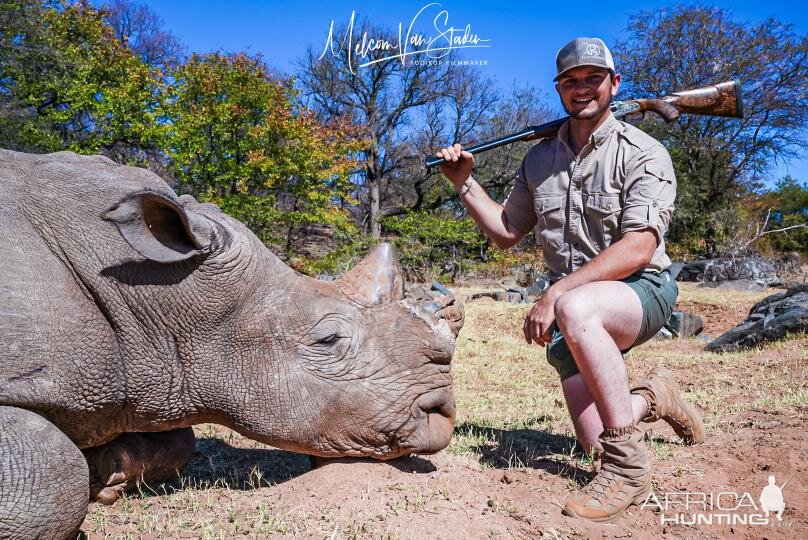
[501,113,676,282]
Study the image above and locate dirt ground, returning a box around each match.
[80,283,807,539]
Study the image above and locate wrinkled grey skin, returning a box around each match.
[0,150,461,539]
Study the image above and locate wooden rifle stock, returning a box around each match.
[425,80,744,169]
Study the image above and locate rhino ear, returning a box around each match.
[338,243,404,306]
[102,191,226,263]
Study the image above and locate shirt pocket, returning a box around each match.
[583,192,621,246]
[638,163,674,200]
[535,196,565,248]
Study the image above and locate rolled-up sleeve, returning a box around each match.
[502,160,538,234]
[620,145,676,244]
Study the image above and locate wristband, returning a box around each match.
[459,178,474,196]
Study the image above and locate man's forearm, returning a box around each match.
[549,230,658,298]
[456,176,523,249]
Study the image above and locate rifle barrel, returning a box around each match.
[424,118,566,169]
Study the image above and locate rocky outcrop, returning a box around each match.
[467,289,528,304]
[677,258,781,286]
[706,284,808,352]
[697,279,768,292]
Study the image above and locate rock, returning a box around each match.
[316,273,337,281]
[506,287,528,303]
[514,263,542,287]
[667,262,686,280]
[695,334,713,344]
[697,279,768,292]
[677,258,781,286]
[431,280,453,297]
[468,290,528,304]
[291,224,334,259]
[706,283,808,352]
[666,311,704,338]
[468,295,496,304]
[526,275,551,297]
[782,252,801,270]
[654,327,674,340]
[405,284,433,301]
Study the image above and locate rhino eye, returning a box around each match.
[318,333,341,345]
[302,316,354,352]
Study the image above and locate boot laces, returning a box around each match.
[582,470,618,503]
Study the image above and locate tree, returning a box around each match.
[298,19,495,239]
[614,6,808,253]
[101,0,185,68]
[760,176,808,254]
[0,0,165,162]
[165,52,363,254]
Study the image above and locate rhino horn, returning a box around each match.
[338,243,404,306]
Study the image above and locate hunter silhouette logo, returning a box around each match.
[759,474,793,521]
[585,43,601,56]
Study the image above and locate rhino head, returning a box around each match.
[102,190,463,458]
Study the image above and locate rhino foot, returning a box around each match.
[0,406,89,540]
[83,428,196,504]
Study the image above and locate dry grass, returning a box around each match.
[79,284,807,538]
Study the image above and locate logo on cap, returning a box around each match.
[584,43,601,57]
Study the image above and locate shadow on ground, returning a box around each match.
[134,437,313,497]
[456,421,593,481]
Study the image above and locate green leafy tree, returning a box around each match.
[762,176,808,254]
[165,52,363,254]
[0,0,165,162]
[381,211,487,282]
[614,6,808,254]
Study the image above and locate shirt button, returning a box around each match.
[652,201,659,207]
[606,203,613,210]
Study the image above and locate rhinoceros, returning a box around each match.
[0,149,464,539]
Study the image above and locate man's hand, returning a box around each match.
[523,288,560,346]
[436,143,475,188]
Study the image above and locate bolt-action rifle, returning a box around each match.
[425,80,744,169]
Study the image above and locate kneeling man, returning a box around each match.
[436,37,705,522]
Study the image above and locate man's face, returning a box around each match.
[555,66,620,120]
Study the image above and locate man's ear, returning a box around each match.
[611,73,621,97]
[102,191,228,263]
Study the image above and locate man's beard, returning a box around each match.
[564,96,612,120]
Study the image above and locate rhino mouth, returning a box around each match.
[406,388,456,455]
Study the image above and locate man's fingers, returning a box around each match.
[435,145,470,164]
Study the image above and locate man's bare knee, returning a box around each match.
[555,289,600,337]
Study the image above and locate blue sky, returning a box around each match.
[137,0,807,184]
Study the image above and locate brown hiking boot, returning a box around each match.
[563,425,652,523]
[632,367,705,444]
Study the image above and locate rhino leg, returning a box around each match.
[83,428,196,504]
[0,406,89,540]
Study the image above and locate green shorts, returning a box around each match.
[546,270,678,381]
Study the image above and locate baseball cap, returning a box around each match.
[554,37,615,81]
